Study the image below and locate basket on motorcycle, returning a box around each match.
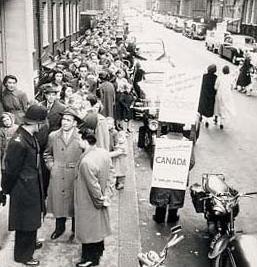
[190,183,206,213]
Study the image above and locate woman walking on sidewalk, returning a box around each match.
[198,64,217,127]
[214,65,236,129]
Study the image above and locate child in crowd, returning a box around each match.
[0,113,18,178]
[119,83,135,133]
[110,130,128,190]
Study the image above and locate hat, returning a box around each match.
[23,104,48,125]
[42,83,59,94]
[61,107,83,123]
[207,64,217,74]
[79,112,98,131]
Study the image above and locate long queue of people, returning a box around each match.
[0,13,139,267]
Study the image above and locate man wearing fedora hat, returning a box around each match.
[1,104,48,266]
[44,107,83,240]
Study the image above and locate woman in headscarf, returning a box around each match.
[198,64,217,127]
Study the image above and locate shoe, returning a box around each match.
[76,261,93,267]
[220,124,224,130]
[152,214,165,224]
[23,258,40,266]
[205,122,209,128]
[68,232,75,242]
[50,229,65,240]
[213,116,218,125]
[35,241,43,250]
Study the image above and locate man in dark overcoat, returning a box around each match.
[38,84,66,196]
[198,64,217,127]
[1,104,48,266]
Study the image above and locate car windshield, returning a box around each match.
[136,41,164,59]
[234,36,256,46]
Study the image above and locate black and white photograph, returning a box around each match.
[0,0,257,266]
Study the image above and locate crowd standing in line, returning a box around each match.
[0,12,139,267]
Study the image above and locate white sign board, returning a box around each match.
[151,138,193,190]
[158,70,202,124]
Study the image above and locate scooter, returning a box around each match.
[190,173,257,267]
[137,225,184,267]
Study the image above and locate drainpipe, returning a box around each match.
[51,0,55,57]
[36,0,42,78]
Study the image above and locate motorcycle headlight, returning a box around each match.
[148,119,159,131]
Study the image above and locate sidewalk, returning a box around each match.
[0,134,141,267]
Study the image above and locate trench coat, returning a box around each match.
[2,127,45,231]
[44,128,83,217]
[150,134,195,209]
[198,72,217,117]
[74,146,112,244]
[99,81,115,118]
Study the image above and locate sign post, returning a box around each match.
[159,70,202,125]
[151,138,193,190]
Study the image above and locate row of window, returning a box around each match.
[42,1,79,47]
[243,0,257,25]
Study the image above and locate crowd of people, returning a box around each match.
[0,12,141,267]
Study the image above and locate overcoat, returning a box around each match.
[2,127,45,231]
[198,72,217,117]
[95,114,110,151]
[74,146,112,244]
[44,128,83,217]
[150,134,195,209]
[99,81,115,118]
[40,100,66,133]
[214,74,236,119]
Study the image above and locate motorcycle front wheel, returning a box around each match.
[212,247,237,267]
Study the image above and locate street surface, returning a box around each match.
[128,14,257,266]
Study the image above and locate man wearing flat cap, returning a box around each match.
[1,104,48,266]
[40,83,66,133]
[44,107,83,241]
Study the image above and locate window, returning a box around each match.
[73,4,76,33]
[60,3,64,38]
[52,3,57,41]
[65,3,70,36]
[77,4,80,31]
[42,2,49,46]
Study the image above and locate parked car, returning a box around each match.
[219,34,257,64]
[165,16,177,29]
[205,30,231,53]
[184,22,207,40]
[182,19,193,36]
[173,18,184,33]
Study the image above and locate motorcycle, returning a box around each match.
[190,173,257,267]
[137,225,184,267]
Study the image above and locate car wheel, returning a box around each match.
[232,54,237,65]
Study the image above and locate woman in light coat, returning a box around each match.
[74,131,112,267]
[214,65,236,129]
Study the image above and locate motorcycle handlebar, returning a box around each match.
[168,235,184,247]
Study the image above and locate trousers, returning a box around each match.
[14,230,37,262]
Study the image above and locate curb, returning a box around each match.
[118,134,141,267]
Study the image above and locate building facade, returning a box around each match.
[0,0,80,99]
[241,0,257,39]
